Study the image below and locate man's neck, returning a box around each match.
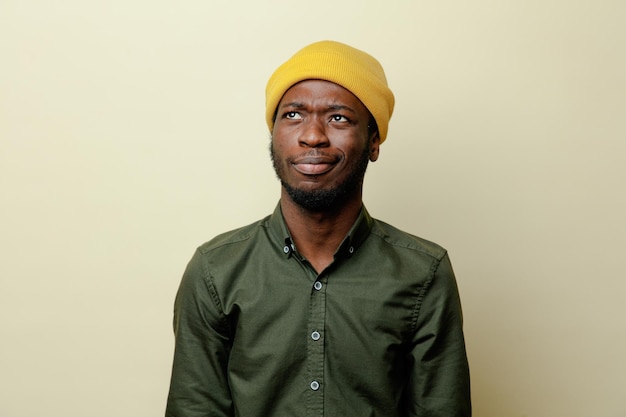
[280,192,363,274]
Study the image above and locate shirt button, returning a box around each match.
[311,331,321,341]
[314,281,323,291]
[283,245,290,254]
[310,380,320,391]
[349,246,354,254]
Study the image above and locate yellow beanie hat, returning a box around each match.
[265,40,395,143]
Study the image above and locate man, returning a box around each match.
[166,40,471,416]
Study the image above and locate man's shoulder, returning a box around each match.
[196,214,272,256]
[369,218,448,261]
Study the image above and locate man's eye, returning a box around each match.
[285,111,302,120]
[331,115,349,123]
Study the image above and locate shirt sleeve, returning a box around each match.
[165,249,234,417]
[403,252,472,417]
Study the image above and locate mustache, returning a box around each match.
[269,141,337,164]
[289,149,336,162]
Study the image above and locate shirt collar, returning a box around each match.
[268,201,373,260]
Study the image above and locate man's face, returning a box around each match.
[270,79,380,211]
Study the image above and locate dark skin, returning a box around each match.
[271,80,380,273]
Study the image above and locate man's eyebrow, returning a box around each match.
[327,104,356,113]
[278,102,357,114]
[279,102,305,109]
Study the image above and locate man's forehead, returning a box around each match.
[279,80,366,111]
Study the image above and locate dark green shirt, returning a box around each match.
[166,204,471,417]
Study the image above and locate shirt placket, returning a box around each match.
[306,270,327,416]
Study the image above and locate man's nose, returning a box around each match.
[299,119,330,147]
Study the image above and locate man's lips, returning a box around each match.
[291,155,338,176]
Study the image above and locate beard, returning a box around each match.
[270,140,371,212]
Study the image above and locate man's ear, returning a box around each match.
[369,131,381,162]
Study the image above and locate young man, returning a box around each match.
[166,40,471,417]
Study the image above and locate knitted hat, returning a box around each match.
[265,40,395,143]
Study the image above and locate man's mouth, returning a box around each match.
[291,155,338,176]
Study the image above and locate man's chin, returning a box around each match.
[282,182,344,212]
